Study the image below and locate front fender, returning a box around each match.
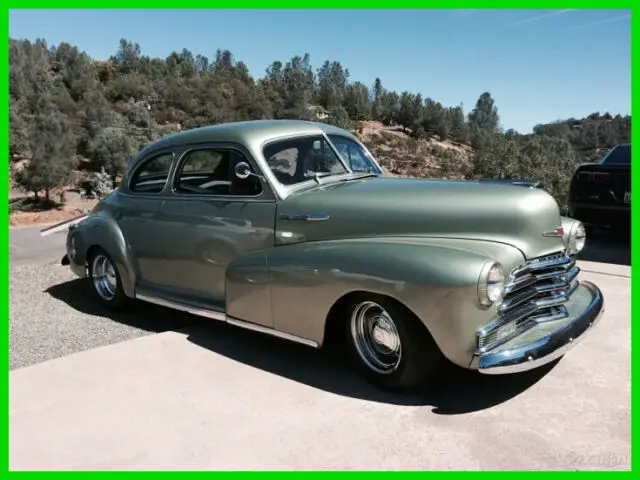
[69,214,138,297]
[265,237,509,367]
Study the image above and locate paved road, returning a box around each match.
[10,226,67,267]
[9,226,631,470]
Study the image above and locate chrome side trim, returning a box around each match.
[226,316,319,348]
[136,293,226,321]
[279,213,330,221]
[40,214,88,237]
[135,293,319,348]
[477,281,604,374]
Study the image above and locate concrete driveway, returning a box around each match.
[9,229,631,470]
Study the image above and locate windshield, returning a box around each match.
[327,134,382,174]
[263,135,348,186]
[601,144,631,165]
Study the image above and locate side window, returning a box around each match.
[129,153,174,194]
[175,148,262,196]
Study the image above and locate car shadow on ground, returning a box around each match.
[184,322,558,414]
[578,229,631,266]
[45,279,198,333]
[48,279,557,415]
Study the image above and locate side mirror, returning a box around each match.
[234,161,252,180]
[234,161,264,182]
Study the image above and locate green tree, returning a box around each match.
[343,81,370,121]
[88,126,139,184]
[17,108,77,201]
[468,92,500,149]
[316,60,349,110]
[327,105,350,129]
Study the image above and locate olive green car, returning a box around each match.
[61,120,604,392]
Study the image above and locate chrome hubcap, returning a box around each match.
[91,254,117,301]
[350,301,402,374]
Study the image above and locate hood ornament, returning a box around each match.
[542,227,564,237]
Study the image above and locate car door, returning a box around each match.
[116,150,176,288]
[158,142,277,324]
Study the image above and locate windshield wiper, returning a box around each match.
[309,171,338,184]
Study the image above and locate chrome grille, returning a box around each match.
[477,252,580,352]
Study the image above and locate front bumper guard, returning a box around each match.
[477,280,604,374]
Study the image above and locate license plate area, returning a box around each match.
[624,191,631,204]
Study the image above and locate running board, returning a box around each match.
[135,293,319,348]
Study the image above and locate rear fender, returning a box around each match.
[71,214,138,297]
[265,237,505,366]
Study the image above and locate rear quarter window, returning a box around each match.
[129,152,174,193]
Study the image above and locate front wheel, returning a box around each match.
[345,294,442,393]
[88,248,130,310]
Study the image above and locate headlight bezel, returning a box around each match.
[477,261,505,308]
[567,221,587,255]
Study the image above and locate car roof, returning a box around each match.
[136,119,357,160]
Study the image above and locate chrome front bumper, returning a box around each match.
[476,280,604,374]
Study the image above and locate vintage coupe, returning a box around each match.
[58,120,604,392]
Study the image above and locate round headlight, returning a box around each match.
[567,221,586,255]
[478,262,505,307]
[573,222,586,253]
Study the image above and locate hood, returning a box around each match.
[275,176,565,259]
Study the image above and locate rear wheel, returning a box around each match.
[345,294,442,393]
[88,248,130,310]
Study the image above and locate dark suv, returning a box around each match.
[568,143,631,230]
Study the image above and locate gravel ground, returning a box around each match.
[9,262,198,370]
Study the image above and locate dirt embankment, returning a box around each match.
[355,121,473,179]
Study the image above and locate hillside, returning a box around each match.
[355,121,474,179]
[8,37,631,226]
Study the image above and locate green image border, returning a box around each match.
[3,3,635,473]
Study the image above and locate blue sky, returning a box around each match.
[9,8,631,133]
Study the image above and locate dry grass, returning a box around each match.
[355,121,474,180]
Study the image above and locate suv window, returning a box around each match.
[263,135,347,186]
[129,152,174,194]
[601,144,631,165]
[175,148,262,196]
